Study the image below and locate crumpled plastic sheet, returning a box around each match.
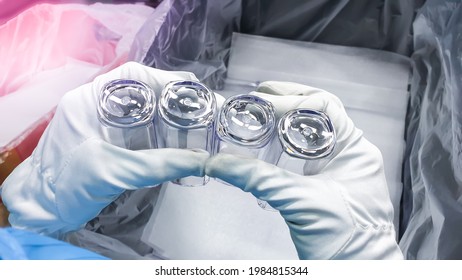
[130,0,423,92]
[68,188,166,260]
[0,2,153,97]
[129,0,241,89]
[0,2,154,256]
[0,0,86,25]
[399,0,462,259]
[0,2,154,184]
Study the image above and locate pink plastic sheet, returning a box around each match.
[0,2,153,97]
[0,2,153,183]
[0,0,87,25]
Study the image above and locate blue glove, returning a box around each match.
[0,227,107,260]
[1,62,211,238]
[206,81,403,259]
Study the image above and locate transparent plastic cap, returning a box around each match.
[278,109,336,159]
[159,80,216,129]
[217,95,276,148]
[98,79,155,128]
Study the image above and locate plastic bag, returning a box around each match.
[130,0,423,91]
[0,2,154,184]
[399,0,462,259]
[129,0,241,89]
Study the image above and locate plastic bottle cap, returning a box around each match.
[278,109,336,159]
[217,94,276,148]
[98,79,155,128]
[158,81,216,129]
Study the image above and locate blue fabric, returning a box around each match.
[0,227,108,260]
[0,227,28,259]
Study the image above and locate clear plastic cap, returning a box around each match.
[158,80,216,129]
[278,109,336,159]
[98,79,155,128]
[217,95,276,148]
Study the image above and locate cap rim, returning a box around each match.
[158,80,216,129]
[278,109,336,159]
[98,79,156,128]
[217,94,276,147]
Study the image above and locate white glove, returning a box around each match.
[1,62,212,238]
[206,81,403,259]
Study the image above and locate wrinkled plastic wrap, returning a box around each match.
[130,0,241,89]
[0,2,151,97]
[0,2,154,184]
[68,188,165,260]
[399,0,462,259]
[130,0,423,90]
[0,0,86,25]
[0,2,154,253]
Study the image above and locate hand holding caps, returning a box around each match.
[1,62,210,237]
[206,81,403,259]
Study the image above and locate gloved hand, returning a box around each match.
[206,81,403,259]
[1,62,213,238]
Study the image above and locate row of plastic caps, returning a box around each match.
[97,79,336,194]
